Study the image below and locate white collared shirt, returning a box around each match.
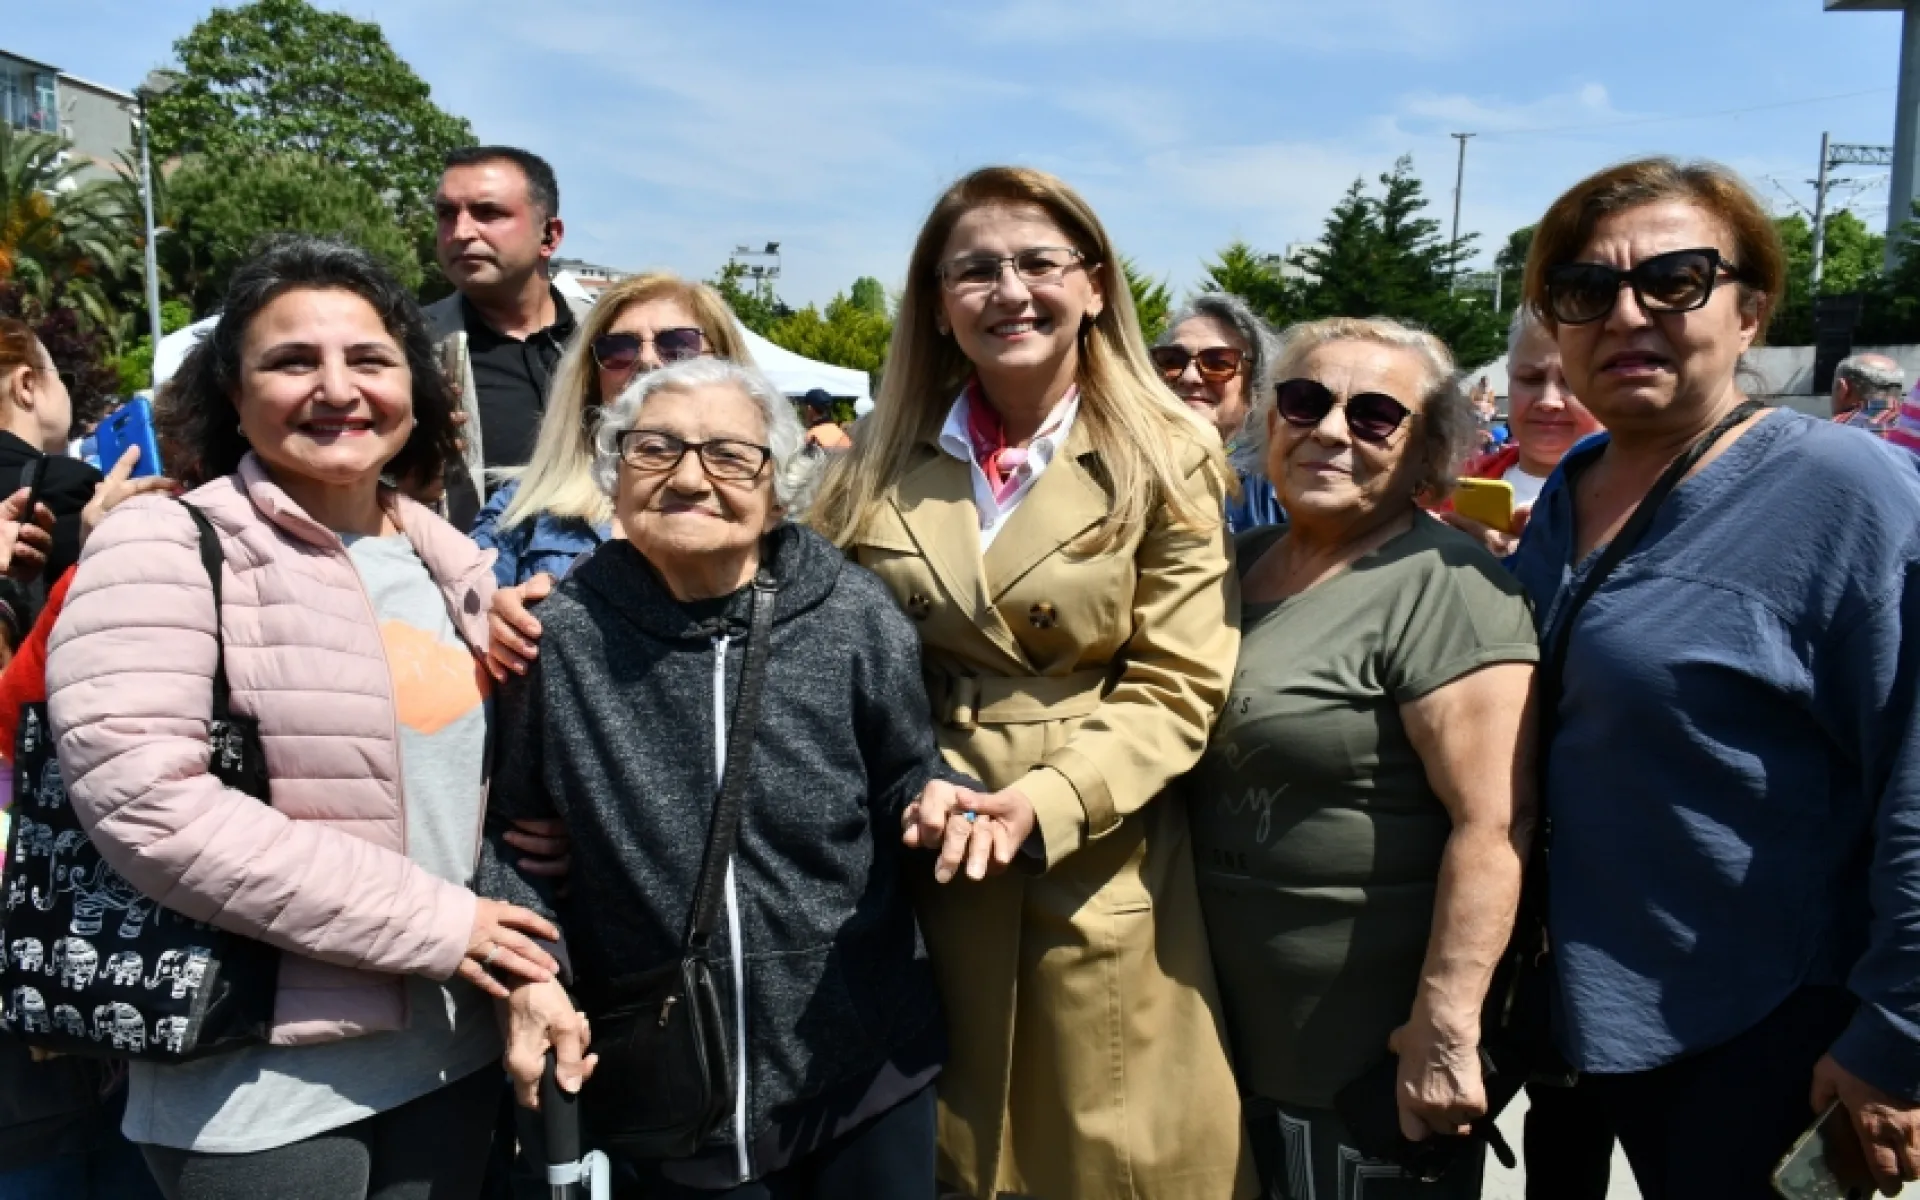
[936,389,1081,551]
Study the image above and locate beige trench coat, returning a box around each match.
[850,421,1255,1200]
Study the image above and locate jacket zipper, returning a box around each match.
[712,634,752,1182]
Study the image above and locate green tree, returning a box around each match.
[1123,258,1172,344]
[109,298,196,395]
[709,260,785,336]
[0,125,128,331]
[1860,204,1920,343]
[848,275,888,316]
[1199,240,1302,330]
[161,153,421,311]
[150,0,474,286]
[1772,211,1888,344]
[765,288,894,392]
[1494,225,1534,314]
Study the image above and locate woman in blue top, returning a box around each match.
[470,272,754,586]
[1509,157,1920,1199]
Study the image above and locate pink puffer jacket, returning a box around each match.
[47,455,496,1045]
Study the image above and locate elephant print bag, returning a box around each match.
[0,502,277,1061]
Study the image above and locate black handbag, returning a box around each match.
[1333,400,1765,1178]
[0,501,278,1061]
[576,573,778,1162]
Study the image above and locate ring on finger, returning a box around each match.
[481,944,499,968]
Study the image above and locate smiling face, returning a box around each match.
[1554,200,1762,436]
[936,202,1104,396]
[1267,339,1428,531]
[1507,321,1601,475]
[617,383,779,595]
[234,287,414,492]
[1163,315,1252,443]
[597,295,706,401]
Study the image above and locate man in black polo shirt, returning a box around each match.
[424,146,589,529]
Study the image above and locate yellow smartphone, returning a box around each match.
[1453,478,1515,532]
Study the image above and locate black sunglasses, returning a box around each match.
[591,328,708,373]
[1149,345,1245,383]
[1544,247,1745,326]
[1273,378,1412,445]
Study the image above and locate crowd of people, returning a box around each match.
[1,141,1919,1200]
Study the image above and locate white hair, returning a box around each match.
[591,358,822,514]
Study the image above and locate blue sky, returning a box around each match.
[18,0,1913,307]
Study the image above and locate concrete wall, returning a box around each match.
[57,75,133,183]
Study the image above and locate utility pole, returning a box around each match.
[1812,132,1833,294]
[1450,132,1475,294]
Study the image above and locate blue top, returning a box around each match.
[1226,469,1285,534]
[468,480,611,588]
[1509,410,1920,1095]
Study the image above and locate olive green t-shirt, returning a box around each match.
[1188,516,1537,1107]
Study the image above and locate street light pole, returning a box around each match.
[1450,132,1475,294]
[1812,131,1833,294]
[136,90,163,363]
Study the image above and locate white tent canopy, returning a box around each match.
[738,328,871,402]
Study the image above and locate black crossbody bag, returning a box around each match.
[0,501,277,1061]
[1334,400,1764,1180]
[576,575,778,1162]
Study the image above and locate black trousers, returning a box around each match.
[139,1065,499,1200]
[616,1085,936,1200]
[1583,986,1856,1200]
[1521,1078,1613,1200]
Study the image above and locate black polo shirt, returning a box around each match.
[463,287,576,472]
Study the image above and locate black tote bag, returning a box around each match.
[0,501,277,1061]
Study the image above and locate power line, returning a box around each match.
[1468,87,1896,141]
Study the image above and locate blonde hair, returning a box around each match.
[809,166,1226,554]
[498,272,755,529]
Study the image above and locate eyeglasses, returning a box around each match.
[1149,345,1245,383]
[617,428,770,482]
[592,328,708,373]
[1544,247,1745,326]
[1273,378,1412,445]
[936,247,1088,294]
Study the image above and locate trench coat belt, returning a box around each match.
[925,669,1110,731]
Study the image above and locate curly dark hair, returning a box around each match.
[160,235,459,489]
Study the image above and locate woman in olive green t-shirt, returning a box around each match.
[1188,317,1538,1198]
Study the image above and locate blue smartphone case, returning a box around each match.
[96,397,164,479]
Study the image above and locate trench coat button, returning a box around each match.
[1029,602,1058,629]
[906,594,933,621]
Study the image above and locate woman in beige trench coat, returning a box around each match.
[812,166,1255,1200]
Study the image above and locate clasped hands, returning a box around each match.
[902,779,1037,884]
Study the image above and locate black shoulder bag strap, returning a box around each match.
[684,573,780,953]
[179,502,237,723]
[1537,398,1763,712]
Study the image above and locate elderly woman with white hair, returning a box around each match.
[1184,317,1538,1196]
[1152,291,1285,531]
[477,357,955,1197]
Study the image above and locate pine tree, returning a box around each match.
[1199,240,1301,330]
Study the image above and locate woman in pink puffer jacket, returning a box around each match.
[45,237,559,1199]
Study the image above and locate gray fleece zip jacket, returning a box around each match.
[478,523,950,1180]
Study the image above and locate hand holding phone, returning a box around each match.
[1452,478,1516,533]
[1774,1101,1874,1199]
[94,397,164,481]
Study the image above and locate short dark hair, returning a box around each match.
[442,145,560,219]
[1524,157,1786,345]
[160,235,461,490]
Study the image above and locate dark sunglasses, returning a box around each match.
[1544,247,1745,326]
[1149,345,1245,383]
[1273,378,1412,445]
[591,328,707,373]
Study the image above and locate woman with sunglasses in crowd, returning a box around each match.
[1184,316,1537,1197]
[469,272,750,587]
[807,166,1251,1199]
[1151,293,1285,532]
[1508,159,1920,1199]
